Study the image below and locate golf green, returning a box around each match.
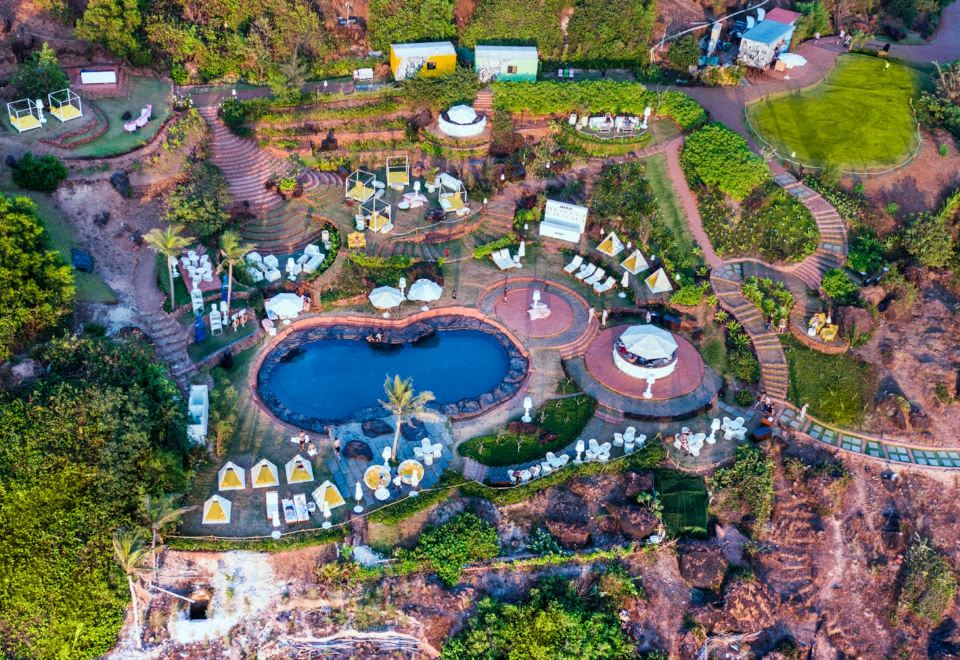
[746,54,924,171]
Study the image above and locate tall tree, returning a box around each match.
[380,375,436,461]
[111,530,150,650]
[217,230,250,314]
[11,43,69,99]
[76,0,142,58]
[141,494,193,586]
[144,224,193,311]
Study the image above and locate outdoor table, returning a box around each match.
[398,459,425,485]
[364,465,392,500]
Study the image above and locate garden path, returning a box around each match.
[875,0,960,63]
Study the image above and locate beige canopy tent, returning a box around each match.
[218,461,246,491]
[285,454,314,484]
[202,495,232,524]
[386,155,409,188]
[620,249,649,275]
[597,231,625,257]
[312,480,347,511]
[346,169,376,203]
[251,458,279,488]
[645,267,673,294]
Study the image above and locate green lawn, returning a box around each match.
[781,334,878,427]
[459,395,597,466]
[655,469,708,537]
[187,320,256,362]
[73,77,172,157]
[644,153,694,256]
[746,54,924,171]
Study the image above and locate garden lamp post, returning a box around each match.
[574,439,585,464]
[353,482,364,513]
[321,500,332,529]
[522,396,533,423]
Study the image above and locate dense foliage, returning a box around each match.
[741,276,794,326]
[10,43,68,99]
[899,534,958,625]
[11,153,69,193]
[709,443,775,531]
[667,36,699,71]
[0,335,191,658]
[399,67,480,110]
[367,0,455,51]
[0,196,74,362]
[164,161,232,240]
[792,1,833,44]
[917,60,960,141]
[459,0,566,54]
[396,512,499,586]
[441,577,634,658]
[903,211,954,268]
[681,123,770,201]
[75,0,141,58]
[821,268,859,304]
[492,82,706,130]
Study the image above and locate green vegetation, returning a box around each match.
[667,36,699,71]
[11,153,68,193]
[655,470,708,537]
[670,282,711,306]
[741,276,794,326]
[460,0,565,55]
[0,334,191,658]
[441,577,634,658]
[917,60,960,142]
[903,211,954,268]
[781,334,878,426]
[709,443,775,531]
[0,195,74,362]
[899,534,958,625]
[75,0,141,57]
[396,512,499,587]
[459,395,597,466]
[791,1,832,45]
[746,55,923,171]
[681,123,770,201]
[698,184,819,263]
[367,0,455,51]
[10,43,68,99]
[366,473,460,525]
[821,268,859,304]
[473,233,519,259]
[164,161,232,240]
[399,67,481,110]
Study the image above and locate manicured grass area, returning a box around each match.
[781,334,878,427]
[746,54,924,171]
[186,320,256,362]
[71,77,172,158]
[655,469,708,537]
[459,394,597,467]
[644,152,694,257]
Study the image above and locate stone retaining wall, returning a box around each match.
[788,322,850,354]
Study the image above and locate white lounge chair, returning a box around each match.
[263,255,280,269]
[575,263,597,281]
[302,253,325,273]
[594,276,616,293]
[264,268,282,283]
[491,248,518,270]
[282,498,297,524]
[265,491,279,524]
[293,493,310,522]
[563,254,584,274]
[584,268,606,287]
[209,309,223,336]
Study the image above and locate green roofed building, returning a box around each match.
[475,45,538,83]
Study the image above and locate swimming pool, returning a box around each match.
[257,317,528,429]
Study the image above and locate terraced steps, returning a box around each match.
[139,308,195,390]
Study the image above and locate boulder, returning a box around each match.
[616,508,660,540]
[836,305,875,338]
[400,417,426,442]
[70,248,94,273]
[545,519,590,548]
[678,542,728,590]
[9,359,42,388]
[343,440,374,461]
[361,418,393,437]
[860,285,886,307]
[109,171,131,198]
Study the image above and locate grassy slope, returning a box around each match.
[746,54,925,171]
[644,152,694,256]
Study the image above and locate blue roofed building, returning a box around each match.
[737,14,798,69]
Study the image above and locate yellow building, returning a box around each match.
[389,41,457,81]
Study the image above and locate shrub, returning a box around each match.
[821,268,859,304]
[667,36,700,71]
[164,160,231,240]
[11,153,68,193]
[939,143,950,157]
[903,212,954,268]
[347,252,414,269]
[846,230,886,274]
[729,348,760,384]
[473,233,518,259]
[681,123,770,201]
[899,534,957,625]
[396,512,499,587]
[399,67,480,110]
[10,43,69,99]
[527,527,563,556]
[670,282,710,306]
[735,389,755,406]
[367,0,455,51]
[709,443,775,530]
[741,276,794,325]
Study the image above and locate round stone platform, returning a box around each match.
[493,288,575,338]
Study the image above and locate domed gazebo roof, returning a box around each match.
[619,324,678,360]
[446,104,478,125]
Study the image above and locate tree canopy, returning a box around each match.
[164,161,232,240]
[10,43,69,99]
[681,123,771,201]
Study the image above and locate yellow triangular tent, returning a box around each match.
[255,464,276,486]
[597,232,625,257]
[221,467,242,489]
[290,461,311,483]
[205,500,227,523]
[620,249,649,275]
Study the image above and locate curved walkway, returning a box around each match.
[880,0,960,63]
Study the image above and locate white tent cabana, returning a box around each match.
[539,200,588,244]
[645,267,673,294]
[251,458,279,488]
[312,480,347,511]
[361,195,393,233]
[266,293,305,321]
[48,88,83,123]
[369,286,405,310]
[218,461,246,491]
[7,98,42,133]
[619,325,678,361]
[285,455,314,484]
[438,173,468,214]
[386,155,409,189]
[346,169,376,203]
[597,231,625,257]
[620,249,649,275]
[202,495,232,524]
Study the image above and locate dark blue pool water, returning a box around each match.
[259,329,511,422]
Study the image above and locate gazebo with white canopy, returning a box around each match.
[369,286,405,316]
[613,324,679,381]
[407,279,443,310]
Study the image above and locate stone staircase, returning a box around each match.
[559,318,601,359]
[474,88,494,115]
[139,308,195,391]
[463,457,489,483]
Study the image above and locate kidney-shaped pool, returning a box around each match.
[257,317,528,429]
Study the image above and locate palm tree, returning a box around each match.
[217,230,250,315]
[142,493,195,585]
[112,529,150,649]
[144,224,193,311]
[380,374,436,461]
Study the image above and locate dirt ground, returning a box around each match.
[114,446,960,657]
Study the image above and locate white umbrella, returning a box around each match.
[407,279,443,302]
[779,52,807,68]
[321,500,332,529]
[267,293,305,320]
[518,240,526,258]
[368,286,405,310]
[354,481,364,513]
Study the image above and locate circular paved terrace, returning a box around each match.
[493,287,575,338]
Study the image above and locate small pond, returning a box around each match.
[258,318,528,429]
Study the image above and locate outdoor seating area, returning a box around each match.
[122,103,152,133]
[7,98,43,132]
[570,107,651,139]
[563,253,621,294]
[807,312,839,342]
[47,88,83,123]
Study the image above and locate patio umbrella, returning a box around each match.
[518,240,526,258]
[779,53,807,68]
[267,293,305,320]
[407,279,443,302]
[368,286,405,310]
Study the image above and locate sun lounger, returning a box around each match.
[293,493,310,522]
[491,248,518,270]
[584,268,606,286]
[593,276,616,293]
[302,253,324,273]
[563,254,584,274]
[282,498,297,524]
[575,263,597,281]
[265,491,279,522]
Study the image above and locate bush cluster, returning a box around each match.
[11,153,68,193]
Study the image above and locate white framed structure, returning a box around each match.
[613,325,679,381]
[345,169,376,203]
[385,156,409,189]
[361,195,393,233]
[539,200,588,243]
[438,173,467,214]
[48,88,83,123]
[186,384,209,444]
[7,98,42,133]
